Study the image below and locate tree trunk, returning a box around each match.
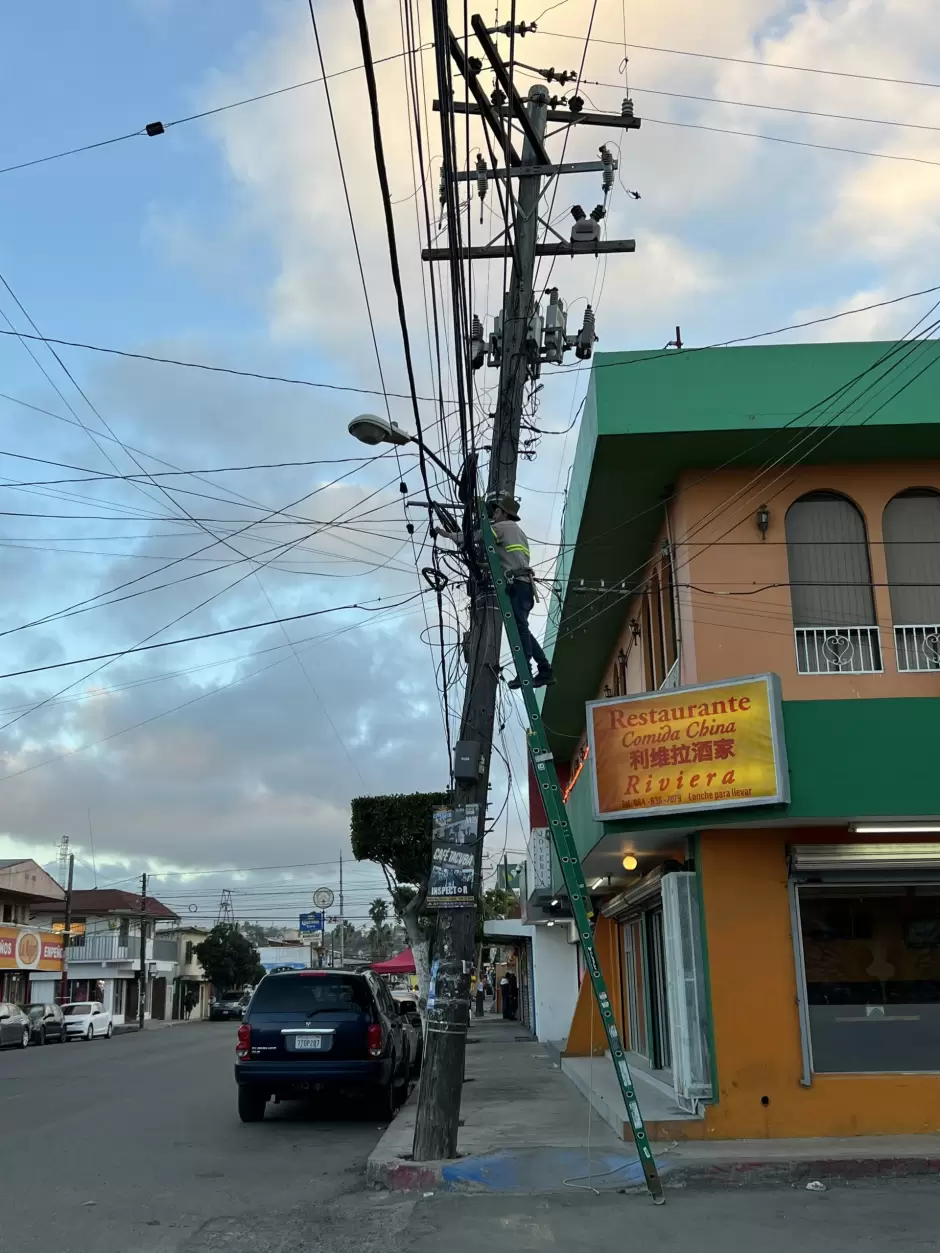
[402,891,431,1022]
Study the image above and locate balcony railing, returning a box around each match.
[894,625,940,673]
[66,934,179,964]
[659,658,680,690]
[794,626,883,675]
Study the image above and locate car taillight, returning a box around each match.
[367,1022,383,1058]
[236,1022,251,1060]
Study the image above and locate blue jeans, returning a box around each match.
[507,579,550,673]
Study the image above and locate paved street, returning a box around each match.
[0,1021,387,1253]
[4,1021,940,1253]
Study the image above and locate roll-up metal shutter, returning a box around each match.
[789,842,940,879]
[601,861,683,920]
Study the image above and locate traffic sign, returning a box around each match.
[299,911,324,935]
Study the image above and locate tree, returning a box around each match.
[239,921,268,947]
[195,923,264,991]
[368,898,391,961]
[483,887,517,922]
[351,791,448,1009]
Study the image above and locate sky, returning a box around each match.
[0,0,938,923]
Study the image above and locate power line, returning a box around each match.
[580,77,940,136]
[641,113,940,171]
[0,589,429,683]
[0,45,434,178]
[540,30,940,91]
[0,328,451,401]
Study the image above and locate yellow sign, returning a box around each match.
[587,674,788,822]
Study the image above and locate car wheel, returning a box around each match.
[86,1026,94,1041]
[237,1087,267,1123]
[372,1078,396,1122]
[20,1028,29,1049]
[105,1022,113,1038]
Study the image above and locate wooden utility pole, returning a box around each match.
[138,872,147,1030]
[412,9,640,1162]
[57,853,74,1004]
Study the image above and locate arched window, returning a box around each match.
[883,489,940,671]
[785,492,880,673]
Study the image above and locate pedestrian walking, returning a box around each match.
[184,990,196,1019]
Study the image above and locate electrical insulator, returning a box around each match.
[590,204,606,223]
[487,312,503,367]
[438,168,447,227]
[470,314,486,371]
[621,96,634,118]
[542,288,568,365]
[475,154,488,224]
[575,305,596,361]
[526,311,544,378]
[600,145,615,194]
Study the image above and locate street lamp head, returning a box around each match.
[348,413,413,447]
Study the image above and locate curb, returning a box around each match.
[367,1148,940,1194]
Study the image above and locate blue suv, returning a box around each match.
[234,970,410,1122]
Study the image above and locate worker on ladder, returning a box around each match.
[439,492,554,689]
[487,493,555,690]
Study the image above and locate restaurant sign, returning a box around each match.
[586,673,788,822]
[0,926,65,971]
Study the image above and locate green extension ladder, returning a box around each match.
[480,505,665,1205]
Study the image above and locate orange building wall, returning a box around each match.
[696,828,940,1139]
[563,914,624,1057]
[677,460,940,700]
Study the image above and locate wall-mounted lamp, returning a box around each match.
[622,854,638,871]
[629,619,641,643]
[756,504,770,540]
[603,684,613,698]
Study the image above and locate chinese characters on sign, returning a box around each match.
[426,804,479,907]
[587,675,787,822]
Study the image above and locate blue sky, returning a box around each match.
[0,0,937,910]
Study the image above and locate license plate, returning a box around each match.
[293,1034,324,1050]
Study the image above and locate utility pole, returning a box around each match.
[138,872,147,1030]
[413,11,640,1162]
[58,853,74,1005]
[339,851,345,970]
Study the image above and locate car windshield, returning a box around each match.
[63,1004,92,1016]
[24,1005,44,1019]
[249,974,371,1014]
[219,993,243,1003]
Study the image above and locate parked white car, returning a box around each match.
[61,1002,113,1041]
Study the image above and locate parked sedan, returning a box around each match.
[0,1002,31,1049]
[61,1001,113,1041]
[210,990,249,1021]
[21,1002,65,1045]
[392,992,423,1075]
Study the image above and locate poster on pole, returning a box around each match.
[426,803,479,908]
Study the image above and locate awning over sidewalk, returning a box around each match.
[371,948,415,974]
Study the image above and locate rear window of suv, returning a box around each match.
[249,974,373,1015]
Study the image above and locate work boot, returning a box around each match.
[533,669,555,688]
[507,672,532,689]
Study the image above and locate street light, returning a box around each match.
[348,413,460,485]
[347,413,412,447]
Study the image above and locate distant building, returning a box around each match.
[0,859,65,1003]
[31,889,179,1022]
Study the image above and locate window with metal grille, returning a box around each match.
[883,489,940,672]
[785,492,880,673]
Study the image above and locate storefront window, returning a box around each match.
[799,887,940,1072]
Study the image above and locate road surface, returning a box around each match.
[0,1021,385,1253]
[3,1022,938,1253]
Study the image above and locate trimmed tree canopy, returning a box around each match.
[350,791,448,886]
[195,923,264,990]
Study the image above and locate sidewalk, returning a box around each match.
[367,1016,940,1194]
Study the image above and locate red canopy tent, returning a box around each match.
[371,948,416,975]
